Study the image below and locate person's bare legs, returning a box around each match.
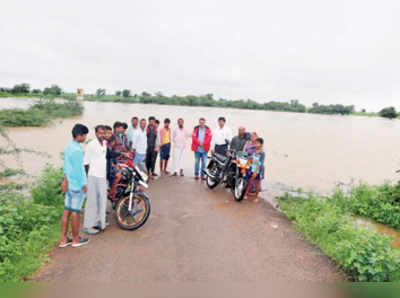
[164,160,169,173]
[160,159,164,175]
[71,212,81,244]
[110,173,122,198]
[60,210,71,245]
[253,180,261,203]
[244,176,256,200]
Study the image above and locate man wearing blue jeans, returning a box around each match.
[191,118,212,180]
[195,150,208,179]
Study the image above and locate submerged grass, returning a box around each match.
[0,100,83,127]
[0,91,76,101]
[0,168,24,179]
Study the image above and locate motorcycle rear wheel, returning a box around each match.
[114,193,151,230]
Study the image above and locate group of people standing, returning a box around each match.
[59,116,265,248]
[192,117,265,201]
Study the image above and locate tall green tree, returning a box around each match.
[43,84,62,96]
[96,88,106,97]
[379,107,397,119]
[122,89,131,98]
[11,83,30,94]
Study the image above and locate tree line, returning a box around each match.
[1,83,398,119]
[0,83,62,96]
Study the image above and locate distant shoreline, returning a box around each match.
[1,93,398,119]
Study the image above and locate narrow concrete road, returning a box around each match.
[36,177,342,282]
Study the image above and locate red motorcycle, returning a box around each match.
[109,159,151,230]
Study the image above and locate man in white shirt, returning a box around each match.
[132,118,148,172]
[83,125,108,235]
[211,117,233,156]
[127,116,139,149]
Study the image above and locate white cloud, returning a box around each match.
[1,0,399,111]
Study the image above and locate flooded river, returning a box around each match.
[2,99,400,192]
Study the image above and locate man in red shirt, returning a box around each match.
[191,118,212,180]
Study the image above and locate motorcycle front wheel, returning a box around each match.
[233,177,247,202]
[115,193,151,230]
[206,163,219,189]
[206,175,219,189]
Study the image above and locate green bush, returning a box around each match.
[31,165,64,206]
[279,195,400,282]
[0,165,63,281]
[333,183,400,229]
[379,107,397,119]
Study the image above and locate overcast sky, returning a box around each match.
[1,0,399,111]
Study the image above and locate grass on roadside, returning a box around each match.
[332,182,400,230]
[278,194,400,282]
[0,165,64,282]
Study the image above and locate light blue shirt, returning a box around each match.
[197,127,206,153]
[63,141,87,191]
[127,125,133,144]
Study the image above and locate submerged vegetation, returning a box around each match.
[0,168,24,179]
[0,100,83,127]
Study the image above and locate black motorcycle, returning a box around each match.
[111,165,151,230]
[231,151,251,201]
[205,149,248,201]
[204,151,231,189]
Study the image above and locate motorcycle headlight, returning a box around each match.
[238,157,248,166]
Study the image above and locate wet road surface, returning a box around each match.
[35,176,342,282]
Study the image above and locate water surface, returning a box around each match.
[1,100,400,192]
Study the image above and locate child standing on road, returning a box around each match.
[243,137,265,203]
[159,118,171,176]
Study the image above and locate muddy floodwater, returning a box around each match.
[1,99,400,192]
[355,217,400,250]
